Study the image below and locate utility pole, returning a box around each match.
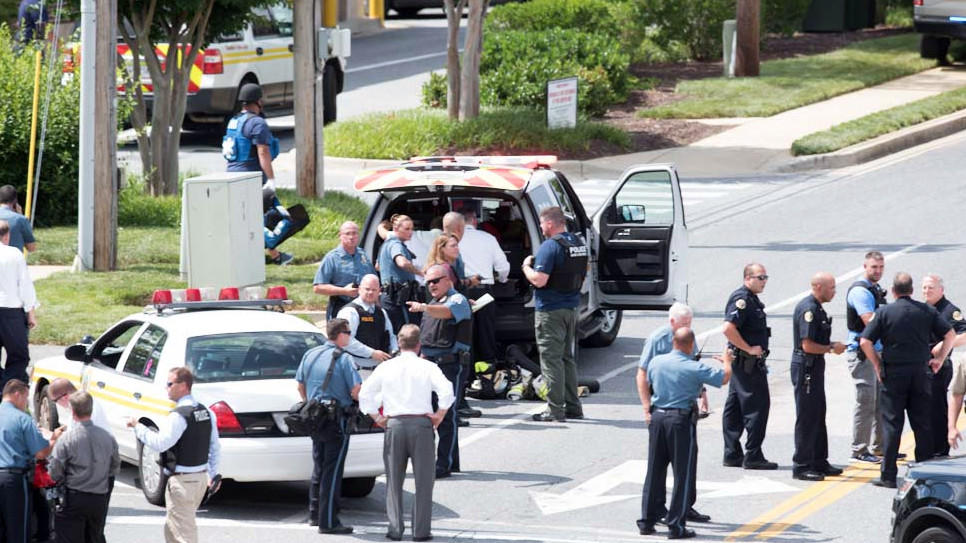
[735,0,760,77]
[93,0,117,270]
[294,0,325,197]
[75,0,95,271]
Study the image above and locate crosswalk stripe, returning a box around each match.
[573,178,757,217]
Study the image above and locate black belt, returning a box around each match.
[431,353,460,364]
[0,468,27,474]
[653,407,693,415]
[67,488,107,496]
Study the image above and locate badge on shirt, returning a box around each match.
[804,311,813,323]
[735,299,746,310]
[954,310,963,321]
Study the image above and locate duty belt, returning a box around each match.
[651,407,693,415]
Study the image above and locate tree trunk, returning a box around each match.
[443,0,465,120]
[735,0,760,77]
[459,0,484,121]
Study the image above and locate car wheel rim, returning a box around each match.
[140,444,162,494]
[600,310,618,333]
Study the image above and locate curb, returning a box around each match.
[777,108,966,172]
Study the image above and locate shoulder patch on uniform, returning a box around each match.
[953,310,964,321]
[804,311,813,323]
[450,294,466,304]
[735,299,746,310]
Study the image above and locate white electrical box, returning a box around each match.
[180,172,264,289]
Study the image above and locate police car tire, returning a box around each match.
[138,437,169,506]
[37,384,59,431]
[911,526,963,543]
[341,476,376,498]
[579,310,622,348]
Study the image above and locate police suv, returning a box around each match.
[28,288,384,505]
[354,156,688,349]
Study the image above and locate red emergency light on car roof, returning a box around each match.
[266,286,288,300]
[152,290,173,305]
[149,285,292,312]
[218,287,240,300]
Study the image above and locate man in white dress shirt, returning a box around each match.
[359,324,454,542]
[336,274,397,369]
[0,219,37,390]
[459,207,509,367]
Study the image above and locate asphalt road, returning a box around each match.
[52,129,963,542]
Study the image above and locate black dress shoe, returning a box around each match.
[639,524,656,535]
[458,417,470,427]
[318,525,353,534]
[565,411,585,420]
[413,535,434,542]
[308,516,318,527]
[385,534,402,541]
[744,459,778,470]
[435,470,451,479]
[820,465,843,476]
[532,411,565,422]
[686,508,710,522]
[873,478,897,488]
[667,528,696,539]
[793,471,825,482]
[722,457,744,467]
[458,407,482,418]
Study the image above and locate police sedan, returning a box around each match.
[28,288,384,505]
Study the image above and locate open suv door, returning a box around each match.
[591,164,688,310]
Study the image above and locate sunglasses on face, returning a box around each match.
[166,381,180,388]
[339,330,352,336]
[426,277,445,286]
[750,274,769,281]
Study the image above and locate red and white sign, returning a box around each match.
[546,76,578,129]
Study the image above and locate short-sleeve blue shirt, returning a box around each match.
[313,245,375,288]
[0,402,49,468]
[533,232,581,311]
[378,236,416,285]
[847,280,880,351]
[0,208,35,252]
[420,288,472,357]
[647,351,725,409]
[295,342,362,408]
[639,325,699,370]
[226,114,273,174]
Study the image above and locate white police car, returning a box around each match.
[28,287,383,505]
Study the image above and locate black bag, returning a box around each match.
[284,348,341,436]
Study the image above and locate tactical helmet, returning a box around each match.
[238,83,263,104]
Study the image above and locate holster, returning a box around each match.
[732,347,766,374]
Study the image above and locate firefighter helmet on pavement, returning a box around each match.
[238,83,263,104]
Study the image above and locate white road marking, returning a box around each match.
[346,50,455,73]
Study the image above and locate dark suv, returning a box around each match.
[891,457,966,543]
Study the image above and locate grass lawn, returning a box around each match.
[31,190,368,345]
[791,85,966,155]
[640,34,934,119]
[324,106,630,159]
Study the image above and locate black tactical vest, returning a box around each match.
[348,302,390,352]
[163,403,213,472]
[419,295,472,351]
[544,234,588,293]
[846,280,887,333]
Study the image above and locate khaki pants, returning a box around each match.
[164,472,208,543]
[534,307,582,418]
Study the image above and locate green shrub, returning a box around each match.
[1,0,18,26]
[884,3,913,27]
[762,0,811,35]
[421,71,448,109]
[118,177,181,227]
[486,0,621,39]
[480,28,630,116]
[637,0,735,61]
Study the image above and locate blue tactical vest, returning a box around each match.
[222,112,280,163]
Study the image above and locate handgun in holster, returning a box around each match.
[458,351,472,367]
[731,346,767,373]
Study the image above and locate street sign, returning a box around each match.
[547,76,578,129]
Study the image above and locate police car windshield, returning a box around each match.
[185,331,326,383]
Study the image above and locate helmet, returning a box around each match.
[238,83,263,103]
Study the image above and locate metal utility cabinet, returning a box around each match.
[180,172,265,288]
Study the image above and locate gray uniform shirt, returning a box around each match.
[48,420,120,494]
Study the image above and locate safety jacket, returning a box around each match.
[846,280,887,333]
[222,112,280,163]
[419,295,472,352]
[162,403,212,472]
[544,234,588,293]
[347,302,390,353]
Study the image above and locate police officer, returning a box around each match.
[315,221,376,319]
[294,319,362,533]
[223,82,293,265]
[522,206,587,423]
[721,263,776,470]
[379,214,423,333]
[845,251,887,463]
[127,368,221,543]
[861,272,955,488]
[638,328,731,540]
[407,264,472,479]
[791,273,847,481]
[336,274,396,368]
[0,379,57,543]
[921,274,966,456]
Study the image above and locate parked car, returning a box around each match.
[890,456,966,543]
[915,0,966,62]
[353,156,689,352]
[28,291,383,505]
[387,0,522,17]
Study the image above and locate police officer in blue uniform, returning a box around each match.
[223,82,295,265]
[638,328,731,540]
[295,319,362,534]
[791,273,847,481]
[379,214,423,333]
[922,274,966,457]
[0,379,56,543]
[314,221,376,319]
[861,272,956,488]
[407,264,472,479]
[721,263,776,470]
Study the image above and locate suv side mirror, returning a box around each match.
[64,344,89,362]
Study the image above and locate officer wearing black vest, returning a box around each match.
[791,273,847,482]
[921,274,966,457]
[128,367,221,543]
[721,263,776,470]
[845,251,888,463]
[407,264,472,479]
[522,206,588,423]
[336,274,396,368]
[861,272,955,488]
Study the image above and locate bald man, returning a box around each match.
[790,273,847,481]
[314,221,375,319]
